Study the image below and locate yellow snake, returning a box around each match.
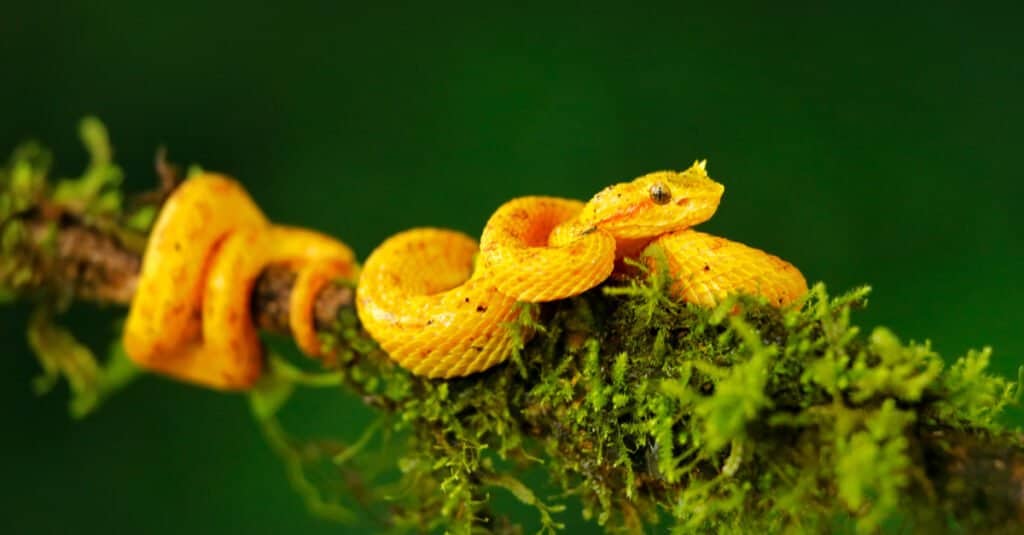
[123,174,357,389]
[356,161,806,378]
[123,162,806,388]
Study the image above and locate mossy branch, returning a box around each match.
[2,120,1022,534]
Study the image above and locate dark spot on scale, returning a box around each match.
[426,320,434,325]
[703,265,710,272]
[464,297,470,303]
[476,305,487,312]
[472,346,484,352]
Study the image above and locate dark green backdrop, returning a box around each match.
[2,3,1021,533]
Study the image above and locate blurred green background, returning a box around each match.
[2,2,1021,533]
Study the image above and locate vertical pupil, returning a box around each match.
[650,184,670,204]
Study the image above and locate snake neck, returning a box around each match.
[548,217,584,247]
[548,216,654,262]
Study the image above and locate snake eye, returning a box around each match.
[649,183,671,205]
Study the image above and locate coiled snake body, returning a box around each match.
[355,161,806,378]
[123,175,358,389]
[123,161,806,388]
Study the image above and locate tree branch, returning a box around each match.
[19,214,354,335]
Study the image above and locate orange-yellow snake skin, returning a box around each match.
[123,174,357,389]
[356,161,806,379]
[123,162,806,388]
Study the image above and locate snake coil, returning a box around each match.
[123,174,357,389]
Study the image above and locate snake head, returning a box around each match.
[577,160,725,240]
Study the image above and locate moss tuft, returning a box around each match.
[1,119,143,415]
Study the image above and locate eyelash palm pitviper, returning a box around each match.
[122,161,806,388]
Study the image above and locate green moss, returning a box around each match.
[248,260,1019,534]
[1,119,145,415]
[51,116,124,217]
[26,306,139,418]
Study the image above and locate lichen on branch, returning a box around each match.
[1,120,1022,534]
